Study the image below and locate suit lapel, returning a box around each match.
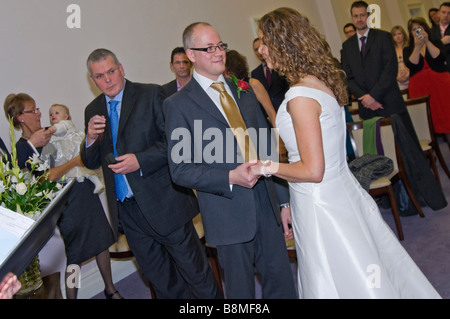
[363,29,376,59]
[118,80,136,139]
[225,78,257,129]
[187,79,229,126]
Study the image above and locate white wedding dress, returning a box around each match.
[277,86,441,299]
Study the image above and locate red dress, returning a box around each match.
[408,59,450,134]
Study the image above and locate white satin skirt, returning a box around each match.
[289,165,441,299]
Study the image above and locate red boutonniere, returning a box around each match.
[230,74,250,99]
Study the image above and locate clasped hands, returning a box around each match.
[229,160,273,189]
[87,115,140,175]
[359,94,383,111]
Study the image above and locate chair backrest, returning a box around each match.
[347,118,398,170]
[400,88,409,100]
[405,96,432,142]
[349,98,361,122]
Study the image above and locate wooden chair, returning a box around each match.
[405,96,450,185]
[347,118,425,240]
[349,98,361,122]
[400,88,409,100]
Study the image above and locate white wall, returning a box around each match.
[0,0,323,145]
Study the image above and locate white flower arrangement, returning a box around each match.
[0,119,63,220]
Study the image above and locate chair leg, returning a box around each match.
[399,175,426,218]
[427,150,441,188]
[387,185,404,241]
[432,140,450,179]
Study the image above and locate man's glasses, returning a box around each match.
[21,108,40,114]
[189,43,228,53]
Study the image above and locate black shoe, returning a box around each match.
[104,289,124,299]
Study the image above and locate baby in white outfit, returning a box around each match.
[42,104,104,194]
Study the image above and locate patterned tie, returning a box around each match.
[360,36,367,57]
[210,82,257,162]
[265,67,272,87]
[109,100,128,202]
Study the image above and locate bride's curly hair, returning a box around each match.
[258,7,348,106]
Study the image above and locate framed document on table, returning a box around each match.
[0,179,74,279]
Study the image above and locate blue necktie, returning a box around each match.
[109,100,128,202]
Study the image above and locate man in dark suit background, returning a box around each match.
[430,2,450,72]
[162,47,193,98]
[342,1,447,216]
[251,38,289,115]
[164,22,296,299]
[81,48,221,299]
[342,1,408,121]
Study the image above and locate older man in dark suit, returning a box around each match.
[80,48,221,299]
[164,22,296,299]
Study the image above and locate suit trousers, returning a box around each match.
[117,199,222,299]
[216,181,297,299]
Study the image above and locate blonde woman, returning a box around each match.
[391,25,410,90]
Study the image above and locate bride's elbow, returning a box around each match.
[308,164,325,183]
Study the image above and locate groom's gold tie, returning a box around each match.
[210,82,257,162]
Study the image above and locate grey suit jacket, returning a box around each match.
[81,80,199,239]
[163,77,289,246]
[342,28,406,120]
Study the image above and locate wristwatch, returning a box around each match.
[280,203,290,209]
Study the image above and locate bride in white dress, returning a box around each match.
[253,7,441,299]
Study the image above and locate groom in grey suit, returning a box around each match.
[164,22,297,299]
[81,49,221,299]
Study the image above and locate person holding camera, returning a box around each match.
[404,17,450,140]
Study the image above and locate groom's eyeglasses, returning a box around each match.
[189,43,228,53]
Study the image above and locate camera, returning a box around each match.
[415,28,422,36]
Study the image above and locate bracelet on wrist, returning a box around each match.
[261,160,272,178]
[280,203,290,209]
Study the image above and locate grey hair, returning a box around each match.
[86,48,121,75]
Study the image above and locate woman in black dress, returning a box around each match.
[4,93,121,299]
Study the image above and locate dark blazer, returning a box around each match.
[81,80,199,239]
[403,39,449,77]
[341,28,406,120]
[162,79,178,98]
[164,77,289,246]
[0,137,10,163]
[251,64,289,112]
[430,24,450,72]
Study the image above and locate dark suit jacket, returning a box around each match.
[0,137,11,163]
[251,64,289,112]
[341,28,406,120]
[431,24,450,72]
[81,80,199,239]
[162,79,178,98]
[163,77,289,246]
